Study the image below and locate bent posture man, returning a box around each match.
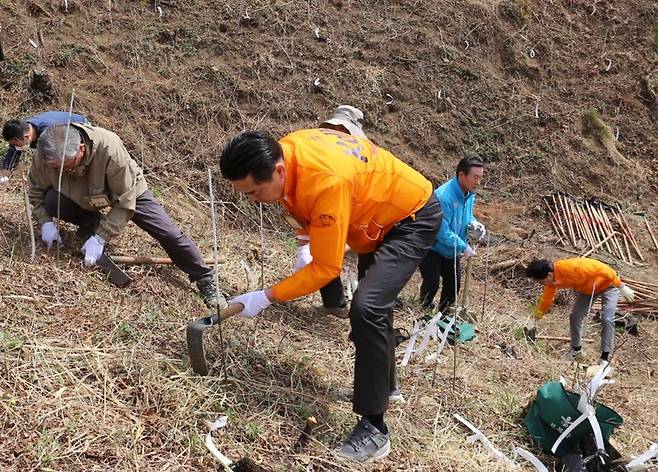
[2,111,89,171]
[219,128,442,462]
[28,124,223,307]
[418,155,486,311]
[293,105,369,316]
[526,258,635,364]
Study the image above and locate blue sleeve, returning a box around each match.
[437,197,468,255]
[2,147,21,170]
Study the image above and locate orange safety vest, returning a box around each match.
[537,258,622,314]
[271,128,432,302]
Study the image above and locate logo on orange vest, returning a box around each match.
[318,214,336,227]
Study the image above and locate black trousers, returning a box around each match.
[319,277,346,308]
[418,249,461,312]
[44,188,212,282]
[350,194,442,416]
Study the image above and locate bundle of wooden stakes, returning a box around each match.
[543,194,648,265]
[618,278,658,315]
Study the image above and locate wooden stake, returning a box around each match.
[599,205,627,262]
[644,216,658,251]
[580,231,618,258]
[616,204,644,261]
[558,194,576,246]
[588,204,612,253]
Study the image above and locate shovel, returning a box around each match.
[97,253,132,287]
[187,303,244,376]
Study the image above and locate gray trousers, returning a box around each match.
[350,194,442,416]
[570,286,619,354]
[43,188,212,282]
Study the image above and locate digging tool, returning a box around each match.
[187,303,243,376]
[96,253,132,287]
[459,256,476,323]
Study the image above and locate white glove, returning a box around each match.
[463,245,477,259]
[81,235,106,267]
[41,221,62,248]
[294,243,313,271]
[0,176,9,184]
[469,220,486,241]
[228,290,272,318]
[619,284,635,303]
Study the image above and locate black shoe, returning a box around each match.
[196,275,227,308]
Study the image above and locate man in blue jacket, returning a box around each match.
[418,155,486,311]
[2,111,89,172]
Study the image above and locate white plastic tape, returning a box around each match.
[627,443,658,471]
[454,414,513,465]
[205,416,233,468]
[401,320,421,367]
[513,447,549,472]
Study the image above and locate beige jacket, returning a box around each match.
[28,124,148,241]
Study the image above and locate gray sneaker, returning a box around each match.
[337,417,390,462]
[196,275,227,309]
[338,386,405,404]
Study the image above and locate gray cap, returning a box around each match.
[321,105,367,139]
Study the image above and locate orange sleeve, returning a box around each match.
[537,285,557,315]
[596,264,622,289]
[272,179,350,302]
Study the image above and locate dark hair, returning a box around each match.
[456,155,484,177]
[219,131,282,183]
[526,259,553,279]
[2,120,30,141]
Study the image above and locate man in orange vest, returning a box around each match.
[219,128,442,462]
[526,258,635,364]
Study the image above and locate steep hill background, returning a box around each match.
[0,1,657,471]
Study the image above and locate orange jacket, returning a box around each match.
[537,258,622,315]
[271,128,432,302]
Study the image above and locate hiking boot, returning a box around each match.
[316,304,349,318]
[337,386,405,404]
[196,275,227,309]
[563,348,585,363]
[337,417,390,463]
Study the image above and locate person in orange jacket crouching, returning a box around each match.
[219,128,442,463]
[526,258,635,365]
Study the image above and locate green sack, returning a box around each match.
[436,317,476,343]
[523,381,623,457]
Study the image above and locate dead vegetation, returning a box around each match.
[1,0,657,470]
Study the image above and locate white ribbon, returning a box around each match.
[401,320,422,367]
[513,447,549,472]
[627,443,658,471]
[454,414,513,466]
[205,416,233,469]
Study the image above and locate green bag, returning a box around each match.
[436,317,476,343]
[523,381,623,457]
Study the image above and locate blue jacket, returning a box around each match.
[2,111,89,170]
[429,176,476,258]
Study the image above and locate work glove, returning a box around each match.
[463,245,477,259]
[469,220,486,242]
[81,234,106,267]
[619,284,635,303]
[41,221,62,248]
[228,290,272,318]
[294,243,313,272]
[0,175,8,184]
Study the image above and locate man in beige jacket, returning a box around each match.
[28,124,223,307]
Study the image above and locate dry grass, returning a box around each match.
[1,174,657,470]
